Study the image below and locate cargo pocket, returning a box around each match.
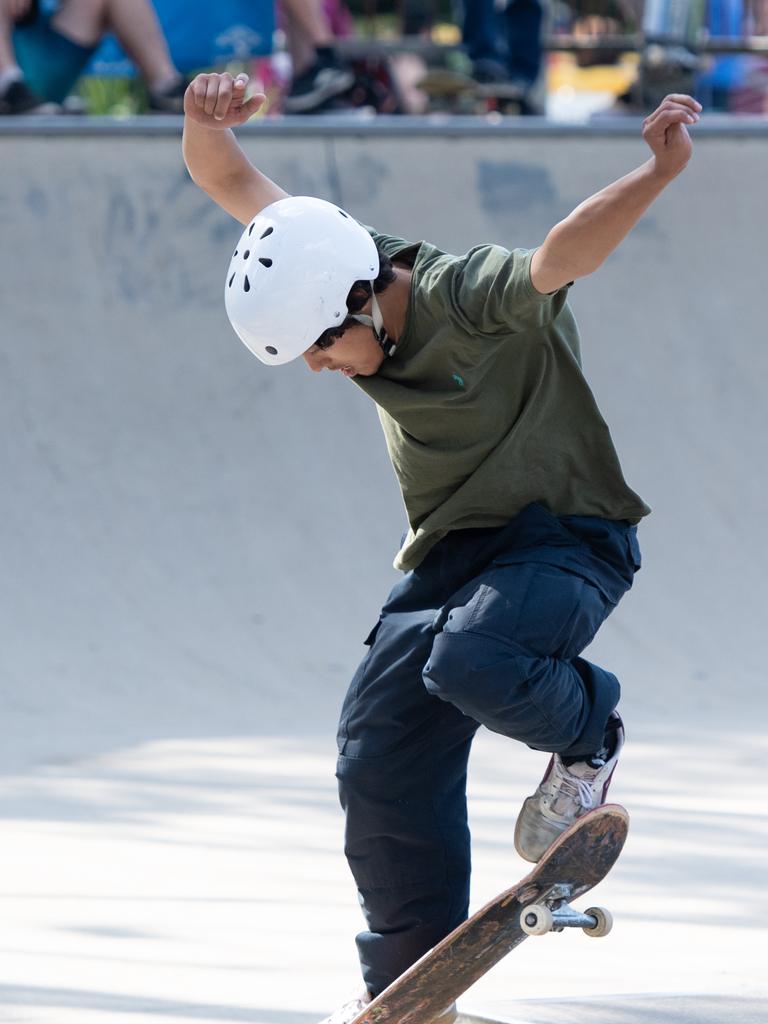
[627,527,642,573]
[338,616,384,754]
[363,617,383,647]
[443,561,614,662]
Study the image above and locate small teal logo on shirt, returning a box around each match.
[452,373,465,388]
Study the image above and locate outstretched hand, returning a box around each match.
[642,93,702,178]
[184,73,266,129]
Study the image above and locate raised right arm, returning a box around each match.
[182,73,290,226]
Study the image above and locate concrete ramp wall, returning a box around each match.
[1,120,766,769]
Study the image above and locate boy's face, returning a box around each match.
[302,323,385,379]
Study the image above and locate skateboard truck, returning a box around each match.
[520,883,614,938]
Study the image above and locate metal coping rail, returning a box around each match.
[0,114,766,138]
[336,32,768,56]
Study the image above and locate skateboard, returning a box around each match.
[416,67,538,116]
[350,803,629,1024]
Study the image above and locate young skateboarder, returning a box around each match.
[182,76,700,1024]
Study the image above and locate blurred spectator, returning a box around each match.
[0,0,186,115]
[462,0,543,96]
[279,0,354,112]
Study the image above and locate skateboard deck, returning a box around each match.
[350,803,629,1024]
[417,67,534,115]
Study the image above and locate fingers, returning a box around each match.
[188,72,253,121]
[203,75,221,117]
[214,73,251,121]
[644,94,702,131]
[241,92,267,119]
[188,74,210,114]
[642,93,698,174]
[212,75,234,120]
[645,106,698,134]
[661,93,702,109]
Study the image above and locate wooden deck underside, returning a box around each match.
[351,804,629,1024]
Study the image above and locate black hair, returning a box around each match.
[313,244,397,351]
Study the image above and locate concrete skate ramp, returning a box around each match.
[0,115,766,1024]
[1,119,766,770]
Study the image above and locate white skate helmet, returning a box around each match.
[224,196,384,366]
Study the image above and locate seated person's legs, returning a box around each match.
[52,0,186,110]
[4,0,186,114]
[462,0,508,82]
[279,0,353,113]
[0,0,62,113]
[503,0,543,89]
[0,1,20,72]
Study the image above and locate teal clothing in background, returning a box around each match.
[13,10,97,103]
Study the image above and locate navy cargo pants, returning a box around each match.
[336,503,641,997]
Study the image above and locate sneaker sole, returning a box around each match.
[514,794,570,864]
[0,101,61,116]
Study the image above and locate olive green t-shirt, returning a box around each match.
[354,228,650,572]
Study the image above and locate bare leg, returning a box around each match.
[52,0,179,87]
[281,4,318,77]
[0,0,21,73]
[279,0,353,110]
[279,0,335,48]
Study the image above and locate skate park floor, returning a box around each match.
[2,727,765,1024]
[1,117,767,1023]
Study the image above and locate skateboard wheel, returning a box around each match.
[583,906,613,937]
[520,903,553,936]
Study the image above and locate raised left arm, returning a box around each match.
[530,93,702,295]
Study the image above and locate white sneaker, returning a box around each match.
[319,990,457,1024]
[318,991,372,1024]
[514,712,625,863]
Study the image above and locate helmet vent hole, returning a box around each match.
[338,209,348,218]
[233,250,238,258]
[244,275,251,293]
[259,258,273,268]
[244,250,250,260]
[260,227,274,239]
[266,346,278,356]
[228,273,235,288]
[248,222,255,236]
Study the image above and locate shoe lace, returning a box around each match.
[558,771,597,810]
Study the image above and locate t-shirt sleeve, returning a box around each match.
[451,243,572,334]
[363,225,415,260]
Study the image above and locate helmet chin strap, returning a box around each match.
[351,292,397,358]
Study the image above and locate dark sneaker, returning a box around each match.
[284,55,354,113]
[0,79,60,115]
[514,712,625,863]
[147,76,187,114]
[471,57,512,84]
